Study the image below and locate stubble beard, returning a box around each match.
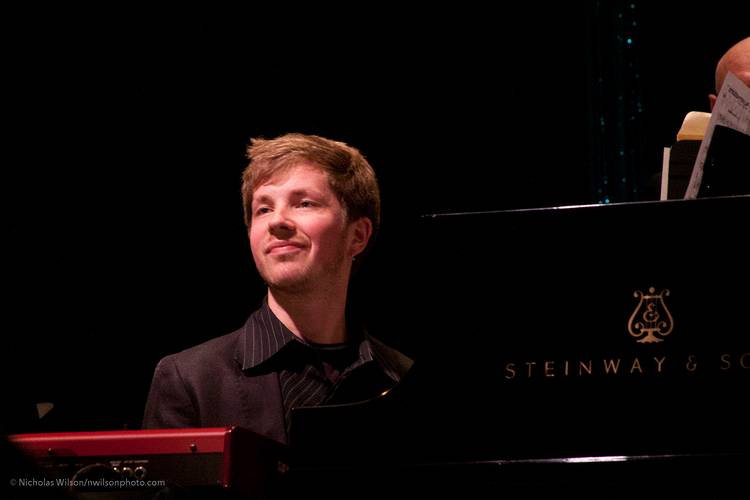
[259,248,350,296]
[262,259,315,294]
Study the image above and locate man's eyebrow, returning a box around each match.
[252,189,326,204]
[252,194,273,205]
[289,188,325,197]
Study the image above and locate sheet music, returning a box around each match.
[684,72,750,198]
[660,147,670,200]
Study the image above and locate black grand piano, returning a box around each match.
[283,195,749,498]
[8,196,748,499]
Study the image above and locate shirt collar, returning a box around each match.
[240,298,298,371]
[239,297,381,374]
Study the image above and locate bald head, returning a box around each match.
[709,37,750,110]
[716,37,750,91]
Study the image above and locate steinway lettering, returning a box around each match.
[503,352,749,379]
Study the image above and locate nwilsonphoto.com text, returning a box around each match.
[10,477,166,489]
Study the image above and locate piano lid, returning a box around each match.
[290,195,749,466]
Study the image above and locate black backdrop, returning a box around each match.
[4,3,748,432]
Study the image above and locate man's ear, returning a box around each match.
[349,217,373,258]
[708,93,717,111]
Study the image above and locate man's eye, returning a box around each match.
[255,207,271,215]
[299,200,315,208]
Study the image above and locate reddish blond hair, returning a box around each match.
[241,133,381,245]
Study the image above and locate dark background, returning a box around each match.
[4,3,748,432]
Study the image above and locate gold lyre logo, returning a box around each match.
[628,287,674,343]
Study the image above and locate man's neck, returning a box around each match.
[267,286,349,344]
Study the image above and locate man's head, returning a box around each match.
[242,133,380,233]
[241,133,380,291]
[709,37,750,110]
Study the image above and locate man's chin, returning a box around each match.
[263,272,312,293]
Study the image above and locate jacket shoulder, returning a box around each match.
[162,326,244,373]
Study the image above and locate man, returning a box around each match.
[658,36,750,199]
[142,133,412,444]
[677,36,750,141]
[708,36,750,110]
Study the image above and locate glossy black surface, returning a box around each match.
[291,196,750,470]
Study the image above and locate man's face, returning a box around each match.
[249,163,358,293]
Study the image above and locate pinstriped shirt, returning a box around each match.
[240,298,403,431]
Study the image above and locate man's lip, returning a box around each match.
[266,242,303,254]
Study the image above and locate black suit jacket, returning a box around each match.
[142,317,412,445]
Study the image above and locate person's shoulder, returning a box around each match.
[676,111,711,141]
[158,323,246,368]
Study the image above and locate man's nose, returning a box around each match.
[269,208,296,236]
